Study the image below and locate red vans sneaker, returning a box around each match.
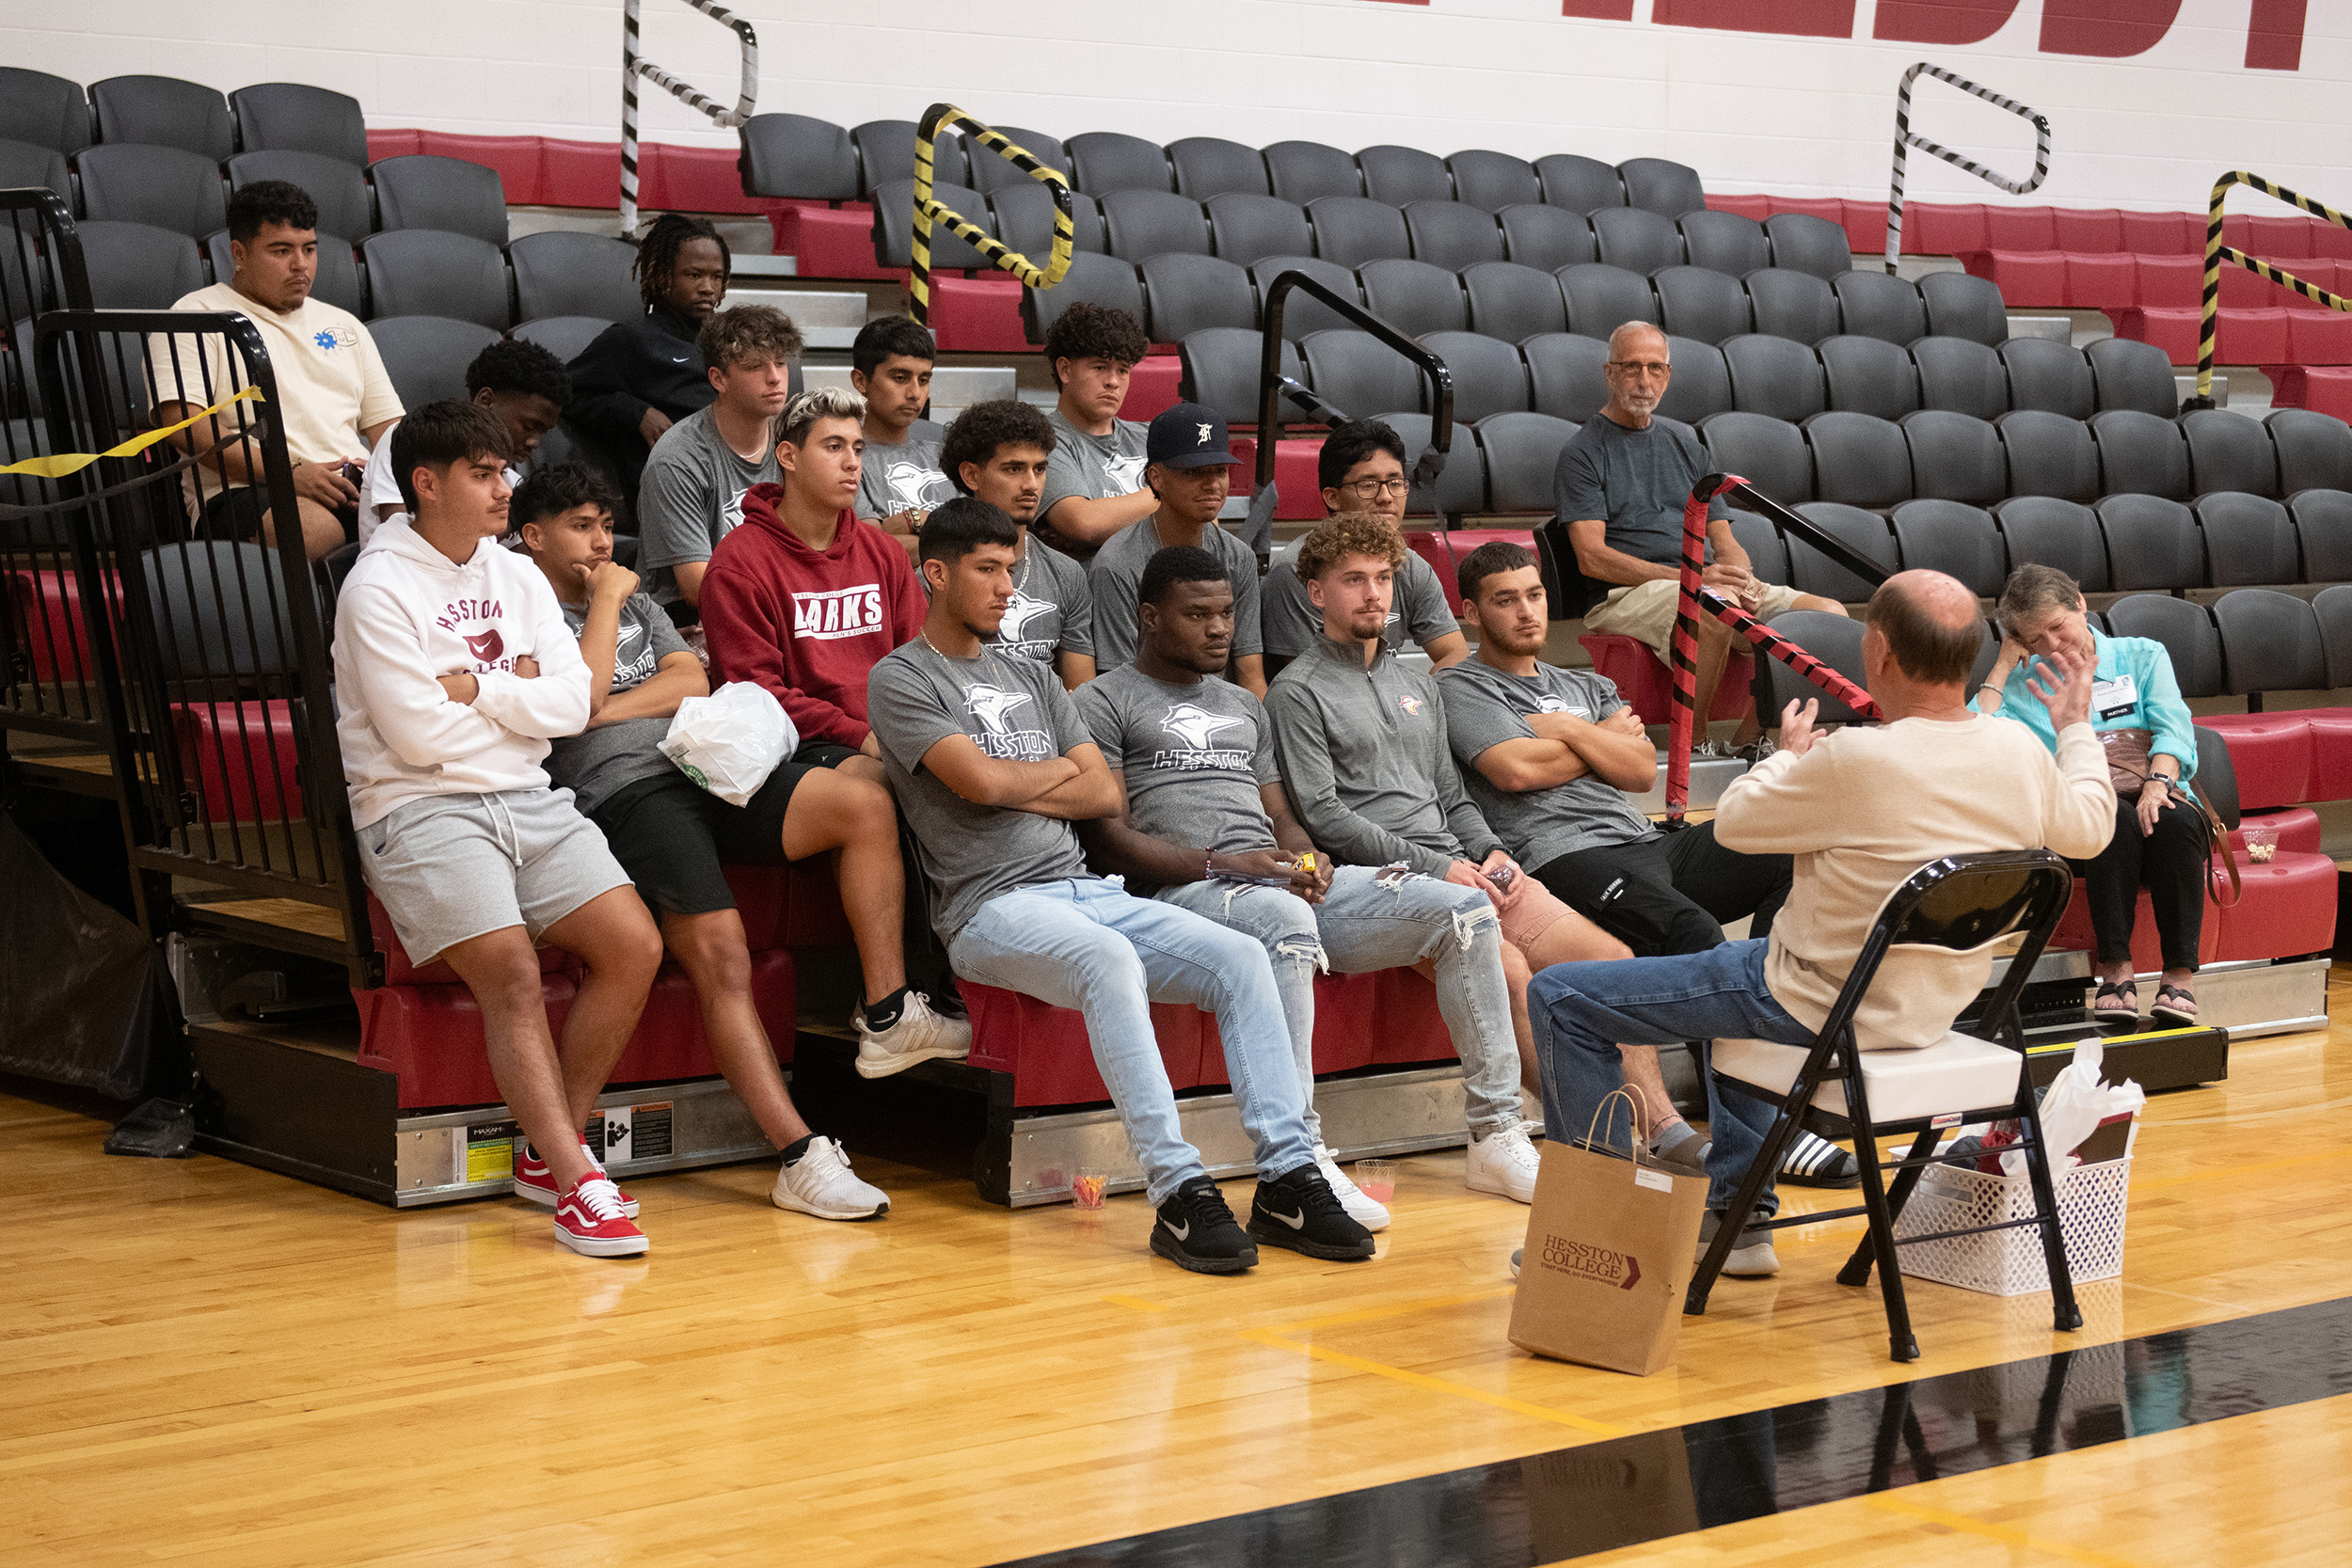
[515,1142,638,1216]
[554,1176,649,1258]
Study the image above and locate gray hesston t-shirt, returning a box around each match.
[867,640,1096,942]
[993,537,1094,666]
[856,430,954,521]
[1262,549,1455,661]
[1552,411,1724,617]
[543,590,695,816]
[1075,665,1279,866]
[1437,657,1657,871]
[1088,515,1263,673]
[637,407,781,606]
[1035,409,1149,565]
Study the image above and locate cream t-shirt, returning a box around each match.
[151,281,404,499]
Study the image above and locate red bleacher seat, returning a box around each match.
[1707,194,1771,221]
[1226,436,1326,518]
[2267,364,2352,420]
[5,567,105,685]
[1769,197,1846,228]
[2286,309,2352,364]
[1982,207,2058,251]
[1579,633,1753,723]
[2120,210,2200,254]
[2064,253,2135,309]
[2215,852,2338,960]
[2300,711,2352,800]
[1122,355,1184,422]
[1837,199,1884,257]
[927,275,1027,353]
[1403,526,1534,597]
[2314,225,2352,261]
[2106,307,2201,364]
[2234,807,2323,856]
[2052,208,2123,254]
[1905,203,1986,255]
[172,699,304,822]
[766,201,898,280]
[1963,250,2066,307]
[2134,254,2202,309]
[2199,712,2313,809]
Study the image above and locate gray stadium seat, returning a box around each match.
[965,128,1065,196]
[1653,266,1753,345]
[0,68,91,156]
[1447,150,1542,212]
[850,119,965,196]
[1803,411,1914,509]
[2097,496,2206,591]
[1997,410,2102,501]
[1892,499,2007,596]
[1754,610,1872,722]
[1911,334,2010,420]
[1524,332,1612,423]
[1994,496,2110,592]
[1139,253,1257,341]
[1742,267,1839,344]
[2291,489,2352,581]
[1025,250,1146,343]
[1101,189,1211,261]
[204,228,362,316]
[79,220,204,309]
[1358,145,1454,206]
[1699,410,1816,503]
[2266,409,2352,494]
[361,230,512,329]
[1359,258,1469,337]
[1678,210,1770,277]
[2315,584,2352,686]
[1169,137,1269,201]
[89,74,233,161]
[1901,409,2006,505]
[369,315,502,410]
[2214,588,2326,693]
[1422,330,1532,422]
[1265,141,1362,204]
[1832,271,1928,345]
[1250,255,1361,340]
[1068,132,1170,196]
[227,150,371,243]
[2106,594,2223,693]
[2084,336,2180,419]
[1309,197,1411,268]
[1405,201,1505,270]
[1558,262,1659,336]
[1179,327,1301,428]
[1617,159,1706,218]
[1536,153,1623,214]
[1722,332,1827,422]
[741,115,862,201]
[1818,335,1921,420]
[2182,407,2281,499]
[1589,207,1684,275]
[230,84,369,167]
[1725,509,1791,586]
[990,181,1106,263]
[1377,413,1486,515]
[1478,411,1578,513]
[508,231,645,324]
[1998,338,2095,420]
[1498,204,1594,273]
[1917,272,2010,347]
[0,138,71,201]
[872,179,993,269]
[513,315,615,365]
[1205,194,1312,267]
[369,153,508,245]
[2090,409,2192,499]
[1787,503,1899,601]
[1656,337,1732,423]
[1764,214,1851,281]
[2195,493,2300,587]
[1464,261,1567,341]
[73,144,226,237]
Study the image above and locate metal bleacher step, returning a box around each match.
[801,363,1019,426]
[721,258,872,349]
[2005,316,2074,342]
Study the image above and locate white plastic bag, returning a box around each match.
[2003,1034,2146,1176]
[658,681,798,806]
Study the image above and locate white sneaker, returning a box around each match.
[772,1135,890,1221]
[1313,1145,1391,1232]
[854,991,972,1079]
[1466,1120,1541,1204]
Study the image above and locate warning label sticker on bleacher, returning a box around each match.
[629,1101,675,1162]
[465,1120,519,1185]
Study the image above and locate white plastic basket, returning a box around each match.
[1893,1156,2131,1297]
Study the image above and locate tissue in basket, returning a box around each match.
[659,682,800,806]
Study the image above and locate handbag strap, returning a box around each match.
[2185,776,2244,909]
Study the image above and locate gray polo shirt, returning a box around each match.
[543,591,694,816]
[637,407,779,606]
[1261,549,1456,660]
[1552,411,1724,617]
[1035,408,1149,564]
[1088,515,1264,674]
[1438,657,1657,871]
[1075,664,1279,863]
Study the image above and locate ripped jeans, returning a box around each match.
[1157,863,1523,1141]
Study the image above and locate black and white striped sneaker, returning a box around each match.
[1779,1129,1861,1188]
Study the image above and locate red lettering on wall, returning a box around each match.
[1873,0,2020,44]
[2038,0,2181,57]
[2246,0,2307,69]
[1653,0,1854,36]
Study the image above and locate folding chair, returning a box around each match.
[1687,849,2083,1363]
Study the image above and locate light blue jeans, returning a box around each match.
[948,877,1316,1207]
[1526,938,1806,1219]
[1158,864,1523,1142]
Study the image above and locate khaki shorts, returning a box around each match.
[1584,578,1804,658]
[1497,875,1581,954]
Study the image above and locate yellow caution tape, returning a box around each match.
[0,386,265,479]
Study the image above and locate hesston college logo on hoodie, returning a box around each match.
[792,584,886,641]
[437,598,518,671]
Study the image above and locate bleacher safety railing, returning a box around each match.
[904,104,1075,330]
[618,0,759,237]
[1662,475,1889,824]
[2188,171,2352,411]
[1883,62,2052,275]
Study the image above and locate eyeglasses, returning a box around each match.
[1607,360,1673,378]
[1341,476,1411,499]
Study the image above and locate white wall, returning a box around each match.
[7,0,2348,213]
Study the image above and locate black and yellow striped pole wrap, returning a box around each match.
[2195,171,2352,407]
[907,103,1075,327]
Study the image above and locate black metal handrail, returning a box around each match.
[1700,471,1894,592]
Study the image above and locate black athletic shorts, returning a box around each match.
[590,747,854,916]
[203,483,358,545]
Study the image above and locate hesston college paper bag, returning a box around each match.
[1509,1137,1708,1377]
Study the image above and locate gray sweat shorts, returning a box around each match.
[356,787,632,967]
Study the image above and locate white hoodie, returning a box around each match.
[333,515,593,830]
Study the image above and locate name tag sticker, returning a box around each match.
[2091,673,2137,721]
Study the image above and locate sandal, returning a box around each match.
[1778,1128,1861,1188]
[2151,983,2198,1028]
[2091,980,2140,1031]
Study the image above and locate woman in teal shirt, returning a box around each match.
[1977,565,2202,1029]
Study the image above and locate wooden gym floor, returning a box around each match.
[8,970,2352,1568]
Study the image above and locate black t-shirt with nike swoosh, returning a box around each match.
[544,590,693,815]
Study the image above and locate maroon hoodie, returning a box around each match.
[700,483,927,748]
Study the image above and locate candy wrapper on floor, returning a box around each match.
[2005,1034,2145,1177]
[659,681,799,806]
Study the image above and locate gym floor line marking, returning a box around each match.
[1865,1495,2150,1567]
[1238,1326,1628,1436]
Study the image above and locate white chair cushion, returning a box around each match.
[1712,1032,2025,1122]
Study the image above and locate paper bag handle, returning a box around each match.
[1583,1086,1648,1160]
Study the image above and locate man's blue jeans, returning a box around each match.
[1526,938,1811,1218]
[948,877,1316,1207]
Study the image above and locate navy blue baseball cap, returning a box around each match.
[1146,402,1236,469]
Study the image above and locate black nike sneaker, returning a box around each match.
[1248,1164,1376,1262]
[1150,1175,1259,1275]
